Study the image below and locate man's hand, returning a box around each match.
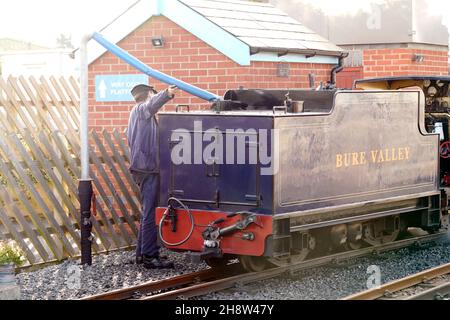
[168,85,178,98]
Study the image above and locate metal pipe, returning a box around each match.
[80,34,92,181]
[79,180,93,265]
[251,46,348,58]
[330,55,345,86]
[91,32,220,102]
[79,33,94,265]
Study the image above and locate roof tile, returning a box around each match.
[180,0,343,54]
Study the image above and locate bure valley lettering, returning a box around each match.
[336,147,410,169]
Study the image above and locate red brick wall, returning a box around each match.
[363,48,449,78]
[336,67,364,89]
[88,16,334,131]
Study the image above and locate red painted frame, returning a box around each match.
[155,208,273,257]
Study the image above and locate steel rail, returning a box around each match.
[81,233,447,301]
[82,266,241,300]
[343,258,450,300]
[143,233,447,300]
[406,282,450,300]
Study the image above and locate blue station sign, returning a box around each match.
[95,74,149,102]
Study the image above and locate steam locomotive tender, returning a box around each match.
[155,88,449,272]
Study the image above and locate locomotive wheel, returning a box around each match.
[345,223,364,250]
[344,240,364,251]
[239,256,270,272]
[363,229,400,246]
[268,248,310,268]
[205,257,232,269]
[268,232,313,268]
[362,216,401,246]
[423,227,440,235]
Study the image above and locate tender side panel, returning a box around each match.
[275,91,439,214]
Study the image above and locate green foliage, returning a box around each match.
[0,241,25,266]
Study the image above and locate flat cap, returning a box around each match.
[131,84,156,102]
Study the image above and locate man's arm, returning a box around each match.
[138,89,174,119]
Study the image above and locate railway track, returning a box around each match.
[343,259,450,300]
[80,266,242,300]
[83,232,447,300]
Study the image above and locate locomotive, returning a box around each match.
[155,83,450,272]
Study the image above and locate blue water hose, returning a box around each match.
[92,32,220,102]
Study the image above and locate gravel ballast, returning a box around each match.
[17,249,208,300]
[16,233,450,300]
[200,234,450,300]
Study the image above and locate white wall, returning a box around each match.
[271,0,449,46]
[0,49,77,77]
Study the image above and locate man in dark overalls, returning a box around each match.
[128,83,178,269]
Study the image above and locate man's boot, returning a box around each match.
[143,255,175,269]
[136,254,169,265]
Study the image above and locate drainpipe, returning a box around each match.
[79,33,94,266]
[330,55,346,87]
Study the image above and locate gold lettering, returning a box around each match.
[385,149,391,162]
[352,153,360,166]
[360,152,367,165]
[398,148,405,161]
[371,151,378,163]
[336,154,343,168]
[344,154,351,167]
[391,148,398,161]
[337,147,409,168]
[378,151,385,163]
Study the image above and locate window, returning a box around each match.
[434,122,445,141]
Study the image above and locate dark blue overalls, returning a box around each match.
[127,90,173,258]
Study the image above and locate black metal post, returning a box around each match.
[79,179,93,265]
